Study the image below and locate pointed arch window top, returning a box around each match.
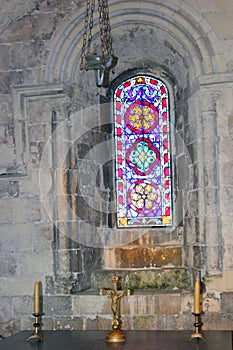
[114,75,172,227]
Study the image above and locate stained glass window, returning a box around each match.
[114,75,172,227]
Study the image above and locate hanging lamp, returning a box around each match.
[80,0,118,87]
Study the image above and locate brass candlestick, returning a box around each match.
[100,276,133,343]
[27,281,43,342]
[27,313,43,342]
[190,273,204,341]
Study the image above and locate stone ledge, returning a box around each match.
[92,268,193,290]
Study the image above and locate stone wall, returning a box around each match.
[1,0,233,338]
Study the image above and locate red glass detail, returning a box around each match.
[164,167,169,176]
[117,141,122,151]
[118,155,123,164]
[165,180,170,189]
[116,89,121,98]
[123,81,131,88]
[117,128,122,136]
[118,182,123,192]
[116,114,121,124]
[163,125,168,134]
[162,98,167,109]
[116,101,121,111]
[118,168,123,178]
[119,195,124,205]
[165,207,170,216]
[163,139,168,149]
[160,85,166,94]
[164,153,168,163]
[150,79,158,86]
[162,112,167,121]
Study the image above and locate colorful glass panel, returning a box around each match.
[114,75,172,227]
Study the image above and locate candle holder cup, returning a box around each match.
[27,313,43,343]
[190,312,204,341]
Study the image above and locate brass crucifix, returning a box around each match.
[100,276,133,342]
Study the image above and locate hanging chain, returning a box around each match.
[80,0,90,70]
[87,0,95,51]
[103,0,114,56]
[80,0,116,72]
[80,0,95,70]
[98,0,106,58]
[98,0,114,58]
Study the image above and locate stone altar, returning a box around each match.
[0,330,232,350]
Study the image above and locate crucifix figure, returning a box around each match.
[100,276,133,342]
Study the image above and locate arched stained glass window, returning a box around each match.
[114,75,172,227]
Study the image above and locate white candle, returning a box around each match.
[194,277,201,314]
[34,281,41,314]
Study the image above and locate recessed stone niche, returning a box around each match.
[11,72,224,299]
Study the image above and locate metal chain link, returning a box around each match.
[103,0,114,56]
[80,0,95,70]
[98,0,105,57]
[80,0,90,70]
[80,0,115,71]
[87,0,95,51]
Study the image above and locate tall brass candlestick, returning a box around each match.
[190,273,204,341]
[27,281,43,342]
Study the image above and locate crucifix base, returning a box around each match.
[105,330,126,343]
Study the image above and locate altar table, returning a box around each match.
[1,330,232,350]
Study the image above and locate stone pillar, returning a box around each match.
[197,88,222,275]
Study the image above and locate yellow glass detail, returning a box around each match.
[119,217,128,226]
[162,216,171,225]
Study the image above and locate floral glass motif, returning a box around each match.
[114,75,172,227]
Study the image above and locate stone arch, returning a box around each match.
[42,0,220,85]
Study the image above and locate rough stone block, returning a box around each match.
[0,143,15,168]
[0,45,10,71]
[43,296,72,316]
[165,313,193,330]
[10,42,36,69]
[55,316,83,330]
[203,313,233,330]
[0,16,32,43]
[0,297,13,321]
[133,315,165,330]
[157,293,181,314]
[12,197,41,223]
[18,251,53,275]
[0,225,19,252]
[12,296,33,316]
[32,13,57,40]
[0,180,19,198]
[96,316,112,330]
[73,294,109,315]
[0,252,17,276]
[109,246,182,269]
[85,316,99,330]
[221,292,233,313]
